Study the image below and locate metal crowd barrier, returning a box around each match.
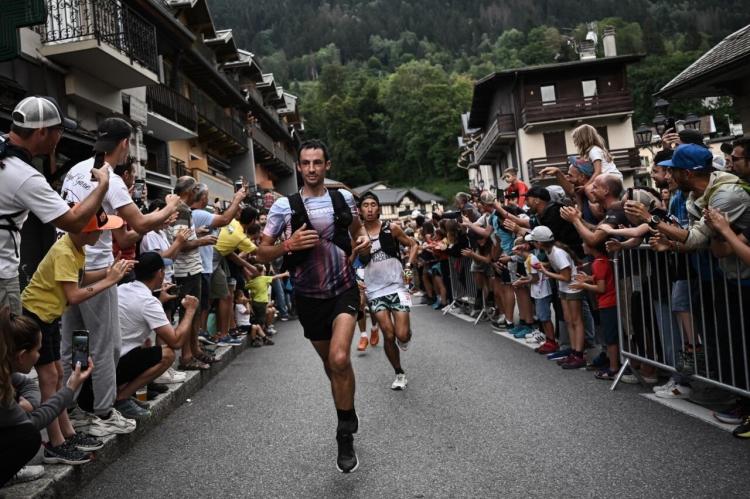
[611,246,750,398]
[442,256,488,326]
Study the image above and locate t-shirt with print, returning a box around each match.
[246,275,274,303]
[191,208,216,274]
[166,203,203,278]
[591,255,616,308]
[117,280,170,356]
[587,146,622,177]
[140,230,175,282]
[235,303,251,326]
[525,254,552,299]
[61,158,133,270]
[0,153,69,279]
[21,234,84,323]
[263,189,357,299]
[546,245,579,294]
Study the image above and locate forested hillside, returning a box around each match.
[209,0,749,192]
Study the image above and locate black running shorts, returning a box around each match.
[295,286,359,341]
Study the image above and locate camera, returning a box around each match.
[72,330,89,370]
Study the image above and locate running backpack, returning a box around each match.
[283,189,353,271]
[376,222,401,261]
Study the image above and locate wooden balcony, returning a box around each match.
[521,92,633,127]
[527,147,641,180]
[249,124,295,173]
[474,113,516,163]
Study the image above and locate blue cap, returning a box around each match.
[657,143,713,170]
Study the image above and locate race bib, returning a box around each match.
[397,290,412,307]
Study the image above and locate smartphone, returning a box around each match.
[234,177,244,192]
[222,200,230,211]
[133,178,145,200]
[72,330,89,370]
[169,284,182,296]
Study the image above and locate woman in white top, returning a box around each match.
[572,124,622,182]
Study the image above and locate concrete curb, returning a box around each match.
[2,338,251,499]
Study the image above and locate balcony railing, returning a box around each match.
[249,125,295,172]
[527,147,641,179]
[170,157,189,178]
[521,92,633,126]
[39,0,158,72]
[188,83,247,146]
[146,85,198,132]
[474,113,516,162]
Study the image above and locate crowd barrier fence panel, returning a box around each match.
[610,246,749,398]
[442,256,488,326]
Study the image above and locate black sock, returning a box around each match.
[395,367,404,375]
[336,408,356,423]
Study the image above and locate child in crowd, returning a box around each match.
[0,308,94,486]
[515,241,555,351]
[234,290,273,347]
[570,242,619,379]
[20,211,132,464]
[528,226,586,370]
[246,265,288,337]
[509,239,535,338]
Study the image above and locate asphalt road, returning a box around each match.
[81,306,750,498]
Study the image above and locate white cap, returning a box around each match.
[12,96,76,130]
[524,225,555,243]
[712,154,726,171]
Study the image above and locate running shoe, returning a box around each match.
[391,373,408,390]
[87,408,137,437]
[198,331,216,345]
[535,340,559,355]
[68,406,96,430]
[655,384,692,399]
[595,368,617,380]
[66,432,104,452]
[713,406,744,425]
[546,348,572,360]
[733,417,750,439]
[561,353,586,370]
[357,335,369,352]
[513,326,532,339]
[154,366,187,384]
[216,335,243,346]
[336,431,359,473]
[114,398,151,419]
[370,327,380,346]
[43,442,90,465]
[7,465,45,485]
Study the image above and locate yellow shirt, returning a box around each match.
[246,275,274,303]
[21,234,84,323]
[215,219,257,256]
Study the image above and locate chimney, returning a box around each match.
[603,26,617,57]
[579,40,596,60]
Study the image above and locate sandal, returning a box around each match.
[178,358,210,370]
[195,351,218,364]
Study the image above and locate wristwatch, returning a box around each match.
[648,214,662,228]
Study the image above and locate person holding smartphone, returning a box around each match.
[20,209,131,464]
[0,307,94,486]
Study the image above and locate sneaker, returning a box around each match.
[653,379,677,393]
[370,327,379,347]
[391,373,408,390]
[198,331,216,345]
[620,367,639,385]
[87,408,136,437]
[43,442,90,465]
[561,354,586,370]
[69,406,96,430]
[216,335,243,346]
[8,465,45,484]
[65,432,104,452]
[262,336,275,346]
[114,399,151,419]
[655,384,692,399]
[733,417,750,439]
[280,316,290,322]
[513,326,532,339]
[133,395,153,408]
[357,335,369,352]
[714,406,744,425]
[535,340,559,355]
[154,367,187,384]
[335,431,359,473]
[525,331,546,344]
[595,368,617,380]
[546,348,572,360]
[396,336,410,352]
[267,326,277,335]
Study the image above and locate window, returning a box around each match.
[540,85,556,104]
[582,80,598,98]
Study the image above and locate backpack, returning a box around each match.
[283,189,353,271]
[0,136,33,257]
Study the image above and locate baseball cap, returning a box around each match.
[80,207,124,233]
[479,190,496,205]
[134,252,165,280]
[571,158,594,178]
[360,191,380,206]
[524,225,555,243]
[93,117,133,153]
[657,143,713,170]
[12,96,77,130]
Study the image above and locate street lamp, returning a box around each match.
[653,113,668,136]
[684,113,701,131]
[654,98,670,114]
[635,123,653,148]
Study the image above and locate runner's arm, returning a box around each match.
[391,223,418,265]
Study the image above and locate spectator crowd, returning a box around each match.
[1,100,749,489]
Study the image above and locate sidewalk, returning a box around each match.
[1,338,253,499]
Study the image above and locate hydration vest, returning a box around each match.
[282,189,353,271]
[374,222,401,262]
[0,136,34,257]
